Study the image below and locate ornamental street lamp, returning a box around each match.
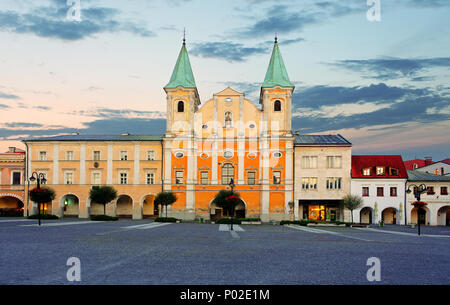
[229,178,235,231]
[29,172,47,226]
[406,183,427,236]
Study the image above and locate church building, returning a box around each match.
[22,38,352,222]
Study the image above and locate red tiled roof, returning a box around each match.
[352,155,408,178]
[439,158,450,165]
[404,159,427,170]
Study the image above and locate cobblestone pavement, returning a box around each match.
[1,218,449,285]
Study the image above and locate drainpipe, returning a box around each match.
[293,146,296,221]
[23,140,29,217]
[404,179,408,225]
[160,139,164,217]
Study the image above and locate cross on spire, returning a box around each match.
[183,27,186,45]
[275,32,278,43]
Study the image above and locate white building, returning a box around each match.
[351,155,408,225]
[415,159,450,176]
[406,170,450,226]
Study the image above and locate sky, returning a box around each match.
[0,0,449,161]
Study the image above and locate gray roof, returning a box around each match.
[23,134,163,142]
[294,134,351,145]
[407,170,450,182]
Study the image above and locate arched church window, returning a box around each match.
[222,163,234,185]
[177,101,184,112]
[224,111,233,128]
[274,100,281,112]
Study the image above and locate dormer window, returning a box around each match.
[177,101,184,112]
[274,100,281,112]
[362,168,371,176]
[389,168,399,176]
[376,166,385,176]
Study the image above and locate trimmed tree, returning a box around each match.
[88,186,118,216]
[342,194,363,223]
[29,186,56,215]
[211,190,241,219]
[154,191,177,218]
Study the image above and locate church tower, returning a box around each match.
[260,37,295,137]
[162,37,199,220]
[163,38,200,137]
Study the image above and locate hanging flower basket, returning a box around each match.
[225,195,239,205]
[29,187,56,204]
[411,201,428,208]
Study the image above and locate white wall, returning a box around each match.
[351,178,406,224]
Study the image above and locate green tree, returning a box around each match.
[342,194,364,223]
[154,191,177,218]
[211,190,241,217]
[89,186,118,215]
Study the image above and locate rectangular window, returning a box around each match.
[389,168,399,176]
[146,172,155,185]
[327,156,342,168]
[377,187,384,197]
[200,171,208,185]
[273,171,281,184]
[390,187,397,197]
[120,151,128,161]
[376,167,385,176]
[39,151,47,161]
[64,172,74,185]
[147,151,156,161]
[93,151,101,161]
[310,177,317,189]
[302,177,309,189]
[66,151,74,161]
[427,187,435,195]
[362,168,371,176]
[120,172,128,185]
[441,187,448,195]
[326,177,342,189]
[301,156,318,169]
[247,172,255,185]
[92,172,101,185]
[176,171,183,184]
[362,187,369,197]
[12,172,21,185]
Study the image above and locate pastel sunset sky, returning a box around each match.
[0,0,449,160]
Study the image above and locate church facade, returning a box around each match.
[22,39,351,222]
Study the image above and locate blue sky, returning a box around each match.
[0,0,449,161]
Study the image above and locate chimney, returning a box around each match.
[425,157,433,166]
[8,147,16,153]
[295,131,300,136]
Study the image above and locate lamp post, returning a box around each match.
[406,183,427,236]
[229,178,235,231]
[29,172,47,226]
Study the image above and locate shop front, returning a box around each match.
[299,200,343,222]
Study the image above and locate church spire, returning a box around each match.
[262,38,294,88]
[164,34,196,89]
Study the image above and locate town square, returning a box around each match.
[0,0,449,291]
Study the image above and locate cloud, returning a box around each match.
[190,42,267,62]
[406,0,450,7]
[0,92,20,99]
[329,57,450,81]
[234,3,363,38]
[0,104,10,109]
[0,1,155,41]
[292,83,450,133]
[68,108,166,119]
